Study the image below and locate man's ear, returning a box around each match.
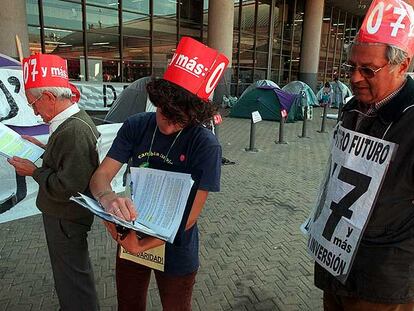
[42,91,56,102]
[399,57,411,75]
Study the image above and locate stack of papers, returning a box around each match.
[0,123,44,162]
[71,167,194,243]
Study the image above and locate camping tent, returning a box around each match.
[229,80,299,122]
[282,80,319,107]
[330,80,352,108]
[104,76,155,123]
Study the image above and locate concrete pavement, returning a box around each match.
[0,108,336,310]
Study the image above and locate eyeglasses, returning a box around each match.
[27,94,43,107]
[341,62,389,79]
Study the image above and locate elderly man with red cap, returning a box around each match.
[8,54,100,310]
[90,37,228,310]
[312,0,414,310]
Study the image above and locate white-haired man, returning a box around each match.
[314,0,414,310]
[8,54,99,310]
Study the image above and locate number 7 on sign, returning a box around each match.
[322,165,372,241]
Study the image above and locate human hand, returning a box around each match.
[103,221,161,253]
[7,156,37,176]
[118,232,163,254]
[21,135,46,149]
[100,193,137,222]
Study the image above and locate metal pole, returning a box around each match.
[299,105,309,138]
[319,105,328,133]
[245,118,258,152]
[275,116,287,144]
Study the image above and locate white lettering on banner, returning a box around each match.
[366,1,414,37]
[169,53,178,66]
[367,1,384,35]
[50,66,68,79]
[30,58,38,82]
[173,54,207,78]
[391,6,407,37]
[41,67,47,77]
[205,62,226,95]
[302,124,397,282]
[404,2,414,36]
[23,62,29,84]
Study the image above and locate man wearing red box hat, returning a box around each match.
[90,37,228,310]
[314,0,414,310]
[8,54,100,310]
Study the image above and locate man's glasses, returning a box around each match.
[27,94,43,107]
[341,63,389,79]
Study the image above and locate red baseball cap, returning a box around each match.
[163,37,229,100]
[357,0,414,56]
[23,54,69,90]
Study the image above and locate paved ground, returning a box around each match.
[0,108,337,310]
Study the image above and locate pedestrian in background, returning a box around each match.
[318,81,333,107]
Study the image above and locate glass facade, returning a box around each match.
[26,0,361,93]
[318,5,360,88]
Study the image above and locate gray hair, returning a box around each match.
[27,87,72,100]
[347,41,408,65]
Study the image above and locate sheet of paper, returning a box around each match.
[70,193,157,236]
[0,123,44,162]
[130,167,194,243]
[252,111,262,123]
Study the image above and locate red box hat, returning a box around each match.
[163,37,229,100]
[357,0,414,56]
[23,54,69,90]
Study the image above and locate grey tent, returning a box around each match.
[282,81,319,107]
[104,76,154,123]
[330,80,352,108]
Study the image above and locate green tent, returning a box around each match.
[229,80,298,122]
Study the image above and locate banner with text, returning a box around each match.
[0,68,42,126]
[72,82,130,111]
[303,124,397,283]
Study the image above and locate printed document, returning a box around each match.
[71,167,194,243]
[0,123,44,162]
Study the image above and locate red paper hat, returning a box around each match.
[357,0,414,56]
[23,54,69,90]
[163,37,229,100]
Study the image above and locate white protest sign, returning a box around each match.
[304,124,397,282]
[73,81,130,111]
[0,68,42,126]
[251,111,262,123]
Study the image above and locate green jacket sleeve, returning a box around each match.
[32,126,98,203]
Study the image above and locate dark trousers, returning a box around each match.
[324,291,414,311]
[43,214,99,311]
[116,255,197,311]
